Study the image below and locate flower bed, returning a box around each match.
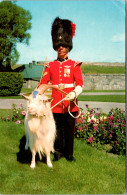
[0,103,26,124]
[75,105,126,155]
[0,103,126,155]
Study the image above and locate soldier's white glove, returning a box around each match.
[65,85,83,101]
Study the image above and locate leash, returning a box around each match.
[45,95,82,119]
[45,96,67,113]
[32,90,82,118]
[68,99,82,118]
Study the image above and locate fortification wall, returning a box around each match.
[83,74,125,90]
[23,74,125,90]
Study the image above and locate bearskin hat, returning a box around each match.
[51,17,76,51]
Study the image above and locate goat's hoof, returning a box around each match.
[47,163,53,168]
[30,164,35,168]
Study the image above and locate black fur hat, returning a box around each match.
[51,17,76,51]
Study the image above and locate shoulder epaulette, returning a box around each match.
[45,60,56,68]
[45,62,50,68]
[74,61,82,67]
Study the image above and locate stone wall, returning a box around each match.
[83,74,125,90]
[23,74,125,90]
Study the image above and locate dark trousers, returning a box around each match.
[53,112,77,157]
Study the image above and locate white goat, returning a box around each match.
[23,92,56,168]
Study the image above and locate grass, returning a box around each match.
[0,118,125,194]
[0,95,22,99]
[78,95,125,103]
[81,65,125,74]
[21,88,33,93]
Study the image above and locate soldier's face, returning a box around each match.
[57,46,69,59]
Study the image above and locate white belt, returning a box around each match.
[54,83,74,90]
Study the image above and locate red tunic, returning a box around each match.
[40,59,84,113]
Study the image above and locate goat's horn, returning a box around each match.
[37,84,67,95]
[21,93,31,100]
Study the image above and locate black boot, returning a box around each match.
[66,155,76,162]
[53,152,63,161]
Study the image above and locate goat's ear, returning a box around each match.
[21,93,31,100]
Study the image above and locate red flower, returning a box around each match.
[110,116,114,120]
[71,23,76,37]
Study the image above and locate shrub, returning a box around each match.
[75,105,126,155]
[0,72,23,96]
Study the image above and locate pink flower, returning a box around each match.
[94,126,98,131]
[21,111,26,116]
[109,134,112,138]
[109,121,112,125]
[90,109,93,114]
[90,119,95,124]
[96,113,99,116]
[16,120,22,124]
[88,136,94,143]
[102,126,105,130]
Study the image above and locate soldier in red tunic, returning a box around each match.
[38,17,84,161]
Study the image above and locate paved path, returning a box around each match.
[0,99,125,114]
[78,101,125,113]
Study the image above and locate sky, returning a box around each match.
[16,0,125,64]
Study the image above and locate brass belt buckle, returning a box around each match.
[58,84,65,90]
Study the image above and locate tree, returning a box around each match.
[0,1,32,72]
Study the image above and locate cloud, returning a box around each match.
[112,33,125,43]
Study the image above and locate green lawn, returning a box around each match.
[81,65,125,74]
[78,95,125,103]
[0,119,125,194]
[83,90,125,93]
